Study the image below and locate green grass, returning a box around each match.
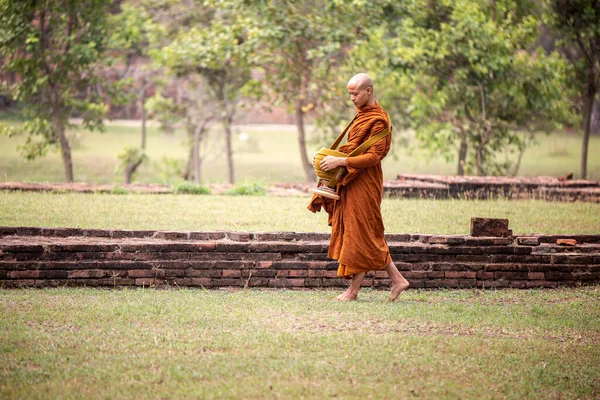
[0,191,599,234]
[1,120,599,184]
[0,287,598,399]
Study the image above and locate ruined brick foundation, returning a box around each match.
[1,226,599,289]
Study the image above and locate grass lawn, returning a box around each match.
[0,287,598,399]
[0,191,599,234]
[1,119,599,184]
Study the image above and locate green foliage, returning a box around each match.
[115,146,147,182]
[153,156,184,184]
[0,0,112,180]
[225,180,268,196]
[172,181,212,195]
[111,186,129,195]
[347,0,575,176]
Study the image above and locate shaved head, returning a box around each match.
[347,73,375,108]
[347,73,373,91]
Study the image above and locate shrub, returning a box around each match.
[112,186,129,195]
[226,180,268,196]
[173,181,211,195]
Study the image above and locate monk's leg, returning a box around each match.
[385,261,409,302]
[335,272,365,301]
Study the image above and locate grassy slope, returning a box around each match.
[0,288,598,399]
[1,120,599,184]
[0,192,599,234]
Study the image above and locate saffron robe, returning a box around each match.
[308,102,392,278]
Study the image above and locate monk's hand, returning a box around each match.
[320,156,346,172]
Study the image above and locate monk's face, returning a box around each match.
[347,82,371,109]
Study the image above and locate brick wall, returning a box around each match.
[0,226,599,289]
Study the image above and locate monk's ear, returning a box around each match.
[365,86,372,96]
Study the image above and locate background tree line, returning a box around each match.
[0,0,598,183]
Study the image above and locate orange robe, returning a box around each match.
[308,102,392,278]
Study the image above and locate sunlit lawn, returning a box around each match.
[0,287,598,399]
[0,191,599,234]
[1,119,599,184]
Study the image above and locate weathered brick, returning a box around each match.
[222,269,242,278]
[135,278,164,286]
[269,278,305,288]
[456,255,491,262]
[186,269,222,278]
[517,237,540,246]
[153,231,190,240]
[304,278,323,287]
[509,281,527,289]
[470,217,510,237]
[246,278,270,287]
[427,271,444,278]
[445,271,476,279]
[403,271,428,279]
[8,270,40,279]
[307,269,324,278]
[476,271,494,279]
[68,269,107,279]
[289,270,308,278]
[527,272,545,280]
[272,261,309,270]
[243,270,276,278]
[551,255,594,264]
[190,278,213,287]
[557,239,577,246]
[425,279,459,288]
[128,269,165,278]
[494,271,528,280]
[228,232,252,242]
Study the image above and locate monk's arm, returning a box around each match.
[345,121,388,169]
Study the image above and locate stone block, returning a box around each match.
[517,237,540,246]
[470,218,511,237]
[228,232,252,242]
[153,231,190,240]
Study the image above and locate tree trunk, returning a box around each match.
[223,118,234,184]
[125,158,143,184]
[457,135,467,176]
[124,87,147,184]
[193,121,203,184]
[54,113,73,182]
[581,70,596,180]
[476,145,484,176]
[140,89,147,150]
[295,102,315,182]
[183,144,193,181]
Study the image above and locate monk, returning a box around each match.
[308,73,410,301]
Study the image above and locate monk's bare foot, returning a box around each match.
[335,290,358,301]
[387,278,409,302]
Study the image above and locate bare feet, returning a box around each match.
[387,278,409,302]
[335,289,358,301]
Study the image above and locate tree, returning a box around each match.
[379,0,572,175]
[544,0,600,179]
[146,76,217,184]
[158,12,256,184]
[0,0,112,182]
[246,0,381,181]
[108,2,159,184]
